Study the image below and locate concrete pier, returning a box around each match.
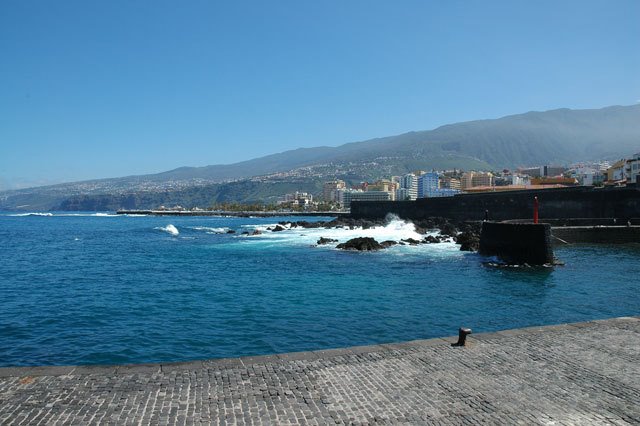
[1,317,639,424]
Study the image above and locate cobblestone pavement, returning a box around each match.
[1,317,639,425]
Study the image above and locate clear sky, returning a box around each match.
[1,0,638,190]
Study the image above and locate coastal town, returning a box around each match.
[274,151,640,211]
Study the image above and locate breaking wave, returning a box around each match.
[9,212,53,217]
[190,226,229,234]
[156,224,179,236]
[238,217,459,257]
[57,213,119,217]
[7,212,121,217]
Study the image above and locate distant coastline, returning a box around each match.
[116,209,347,218]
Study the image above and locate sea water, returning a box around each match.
[0,212,638,367]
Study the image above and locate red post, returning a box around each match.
[533,196,539,224]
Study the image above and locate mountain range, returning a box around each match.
[2,104,639,211]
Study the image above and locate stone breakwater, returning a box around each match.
[1,317,638,424]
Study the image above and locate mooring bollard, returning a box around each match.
[452,327,472,347]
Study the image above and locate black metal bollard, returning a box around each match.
[451,327,472,347]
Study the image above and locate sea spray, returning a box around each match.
[190,226,229,234]
[9,212,53,217]
[239,216,451,253]
[156,224,179,236]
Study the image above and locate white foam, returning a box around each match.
[190,226,229,234]
[58,213,119,217]
[236,217,461,258]
[9,212,122,217]
[156,224,179,236]
[9,212,53,217]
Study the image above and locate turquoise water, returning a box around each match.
[1,212,638,367]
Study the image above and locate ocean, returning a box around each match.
[1,212,638,367]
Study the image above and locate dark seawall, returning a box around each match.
[349,186,640,222]
[552,226,640,244]
[479,222,554,264]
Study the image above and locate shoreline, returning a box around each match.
[0,316,636,375]
[116,209,348,217]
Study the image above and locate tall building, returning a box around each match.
[336,189,391,209]
[322,180,346,202]
[397,173,418,200]
[544,165,567,177]
[418,172,439,198]
[368,180,398,201]
[440,176,461,190]
[471,172,494,187]
[461,172,475,190]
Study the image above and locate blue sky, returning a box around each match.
[1,1,638,190]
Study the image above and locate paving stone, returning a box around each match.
[239,354,280,366]
[0,318,639,424]
[275,351,319,362]
[69,365,118,375]
[116,364,162,375]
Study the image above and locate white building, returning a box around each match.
[626,153,640,185]
[278,192,314,208]
[397,173,418,200]
[569,167,605,186]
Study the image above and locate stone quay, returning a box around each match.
[1,317,639,425]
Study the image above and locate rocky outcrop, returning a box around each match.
[401,238,421,245]
[317,237,338,245]
[456,230,480,251]
[423,235,442,244]
[272,225,286,232]
[439,222,458,237]
[336,237,384,251]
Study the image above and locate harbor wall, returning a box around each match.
[479,222,554,264]
[551,226,640,244]
[349,186,640,222]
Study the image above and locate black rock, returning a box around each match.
[317,237,338,245]
[272,225,286,232]
[401,238,421,245]
[439,222,458,237]
[226,230,236,234]
[291,220,326,229]
[456,230,480,251]
[336,237,384,251]
[380,240,398,248]
[423,235,440,244]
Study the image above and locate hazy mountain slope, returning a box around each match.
[149,104,640,182]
